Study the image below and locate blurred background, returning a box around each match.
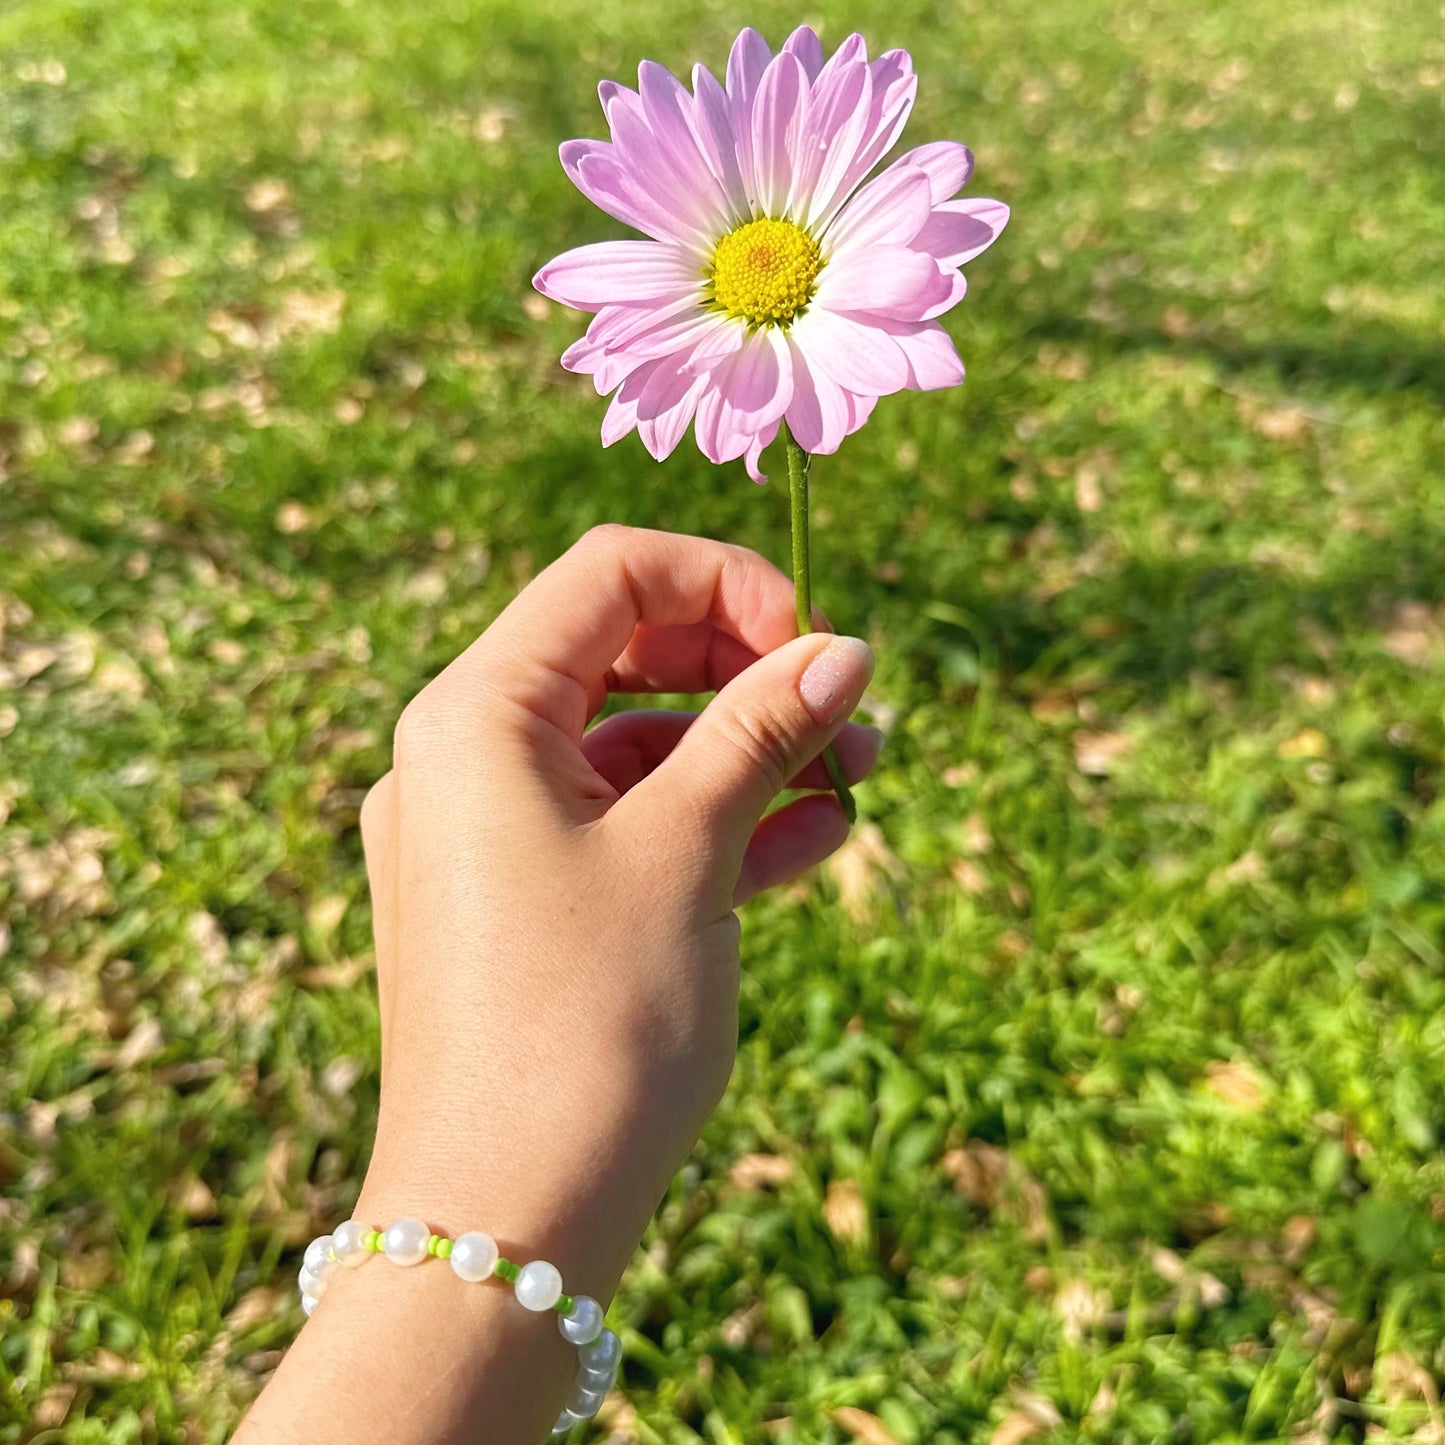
[0,0,1440,1441]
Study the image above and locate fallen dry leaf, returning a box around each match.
[1075,466,1103,513]
[822,1178,868,1247]
[988,1392,1069,1445]
[825,820,906,922]
[990,1409,1049,1445]
[275,501,311,534]
[1073,730,1133,776]
[1281,1214,1317,1265]
[1377,1351,1443,1410]
[226,1286,285,1332]
[175,1174,218,1221]
[61,1347,143,1384]
[1087,1378,1116,1420]
[831,1407,898,1445]
[307,894,349,937]
[111,1017,165,1070]
[941,1142,1050,1242]
[30,1383,79,1431]
[1382,601,1443,670]
[720,1301,763,1349]
[1253,406,1310,442]
[1054,1277,1110,1341]
[729,1153,794,1191]
[1278,728,1328,759]
[246,178,291,213]
[1204,1058,1267,1110]
[320,1056,365,1097]
[593,1391,638,1439]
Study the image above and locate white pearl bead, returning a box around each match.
[382,1216,431,1266]
[450,1231,499,1283]
[550,1408,582,1436]
[578,1356,617,1389]
[558,1294,604,1346]
[298,1264,327,1299]
[566,1377,608,1417]
[514,1259,562,1311]
[578,1327,621,1374]
[331,1219,372,1268]
[301,1291,319,1316]
[303,1235,334,1276]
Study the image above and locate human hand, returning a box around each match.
[235,525,881,1444]
[353,524,879,1299]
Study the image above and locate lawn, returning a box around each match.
[0,0,1441,1441]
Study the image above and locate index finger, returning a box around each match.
[441,525,803,740]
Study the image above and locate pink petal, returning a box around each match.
[814,244,953,320]
[726,27,772,213]
[690,65,749,217]
[824,165,932,252]
[726,26,772,103]
[914,198,1011,265]
[562,314,653,394]
[637,61,738,228]
[815,32,869,79]
[892,141,975,204]
[598,79,645,128]
[694,330,793,464]
[791,306,909,395]
[783,340,853,454]
[533,241,698,311]
[750,51,810,218]
[812,49,917,229]
[636,360,708,460]
[744,419,780,482]
[794,59,872,228]
[563,142,710,248]
[600,381,645,445]
[920,267,967,320]
[606,307,747,368]
[585,293,699,353]
[891,321,965,390]
[607,96,733,240]
[717,327,794,428]
[844,390,877,431]
[781,25,825,80]
[862,49,918,161]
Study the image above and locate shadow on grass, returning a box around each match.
[1013,279,1444,398]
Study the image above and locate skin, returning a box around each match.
[232,525,880,1445]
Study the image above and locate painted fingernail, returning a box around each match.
[799,636,874,723]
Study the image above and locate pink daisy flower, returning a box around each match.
[532,25,1009,481]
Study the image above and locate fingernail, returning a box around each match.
[799,636,874,723]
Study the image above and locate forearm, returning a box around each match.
[234,1251,573,1445]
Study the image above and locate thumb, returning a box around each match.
[619,633,874,876]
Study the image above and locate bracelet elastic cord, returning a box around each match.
[298,1216,620,1435]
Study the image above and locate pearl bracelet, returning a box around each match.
[298,1216,621,1436]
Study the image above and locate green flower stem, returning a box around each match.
[784,426,857,824]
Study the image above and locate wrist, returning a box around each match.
[355,1125,653,1307]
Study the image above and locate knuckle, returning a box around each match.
[392,695,442,764]
[719,707,797,795]
[358,772,392,844]
[577,522,631,554]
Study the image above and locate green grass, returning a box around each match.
[0,0,1440,1440]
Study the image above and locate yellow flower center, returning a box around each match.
[708,217,822,326]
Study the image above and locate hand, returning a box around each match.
[234,526,879,1443]
[358,523,878,1266]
